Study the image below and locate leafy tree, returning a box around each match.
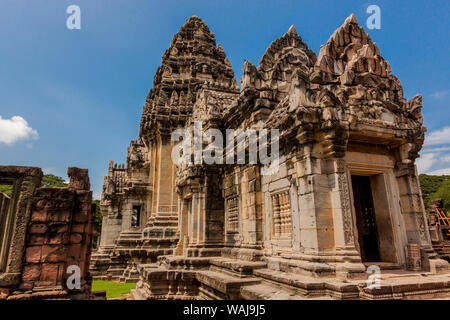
[419,174,450,210]
[426,179,450,213]
[42,174,68,187]
[0,185,13,196]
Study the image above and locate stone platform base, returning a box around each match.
[130,257,450,300]
[1,284,106,300]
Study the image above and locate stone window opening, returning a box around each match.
[271,190,292,238]
[0,182,13,273]
[131,205,141,227]
[226,196,239,233]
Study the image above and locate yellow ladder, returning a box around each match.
[436,208,450,236]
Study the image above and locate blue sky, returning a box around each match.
[0,0,449,198]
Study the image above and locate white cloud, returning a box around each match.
[418,125,450,175]
[416,152,438,173]
[428,168,450,176]
[422,146,450,153]
[430,90,449,100]
[0,115,38,145]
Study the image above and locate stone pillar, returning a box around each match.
[240,166,263,248]
[395,163,430,246]
[197,190,205,246]
[295,155,322,255]
[290,154,366,278]
[142,134,178,244]
[174,197,189,256]
[289,176,301,251]
[428,199,443,243]
[395,163,448,273]
[98,205,122,252]
[329,159,365,279]
[121,201,133,232]
[188,187,200,249]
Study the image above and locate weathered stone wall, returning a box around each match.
[21,187,94,292]
[0,166,99,300]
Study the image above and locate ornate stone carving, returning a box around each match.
[337,162,354,245]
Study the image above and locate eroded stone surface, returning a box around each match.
[0,166,101,300]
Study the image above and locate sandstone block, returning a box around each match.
[29,223,48,234]
[26,246,42,263]
[22,265,41,281]
[41,245,67,263]
[40,264,59,284]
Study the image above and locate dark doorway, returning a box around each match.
[351,175,381,262]
[132,205,141,227]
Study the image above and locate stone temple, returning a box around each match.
[90,15,450,299]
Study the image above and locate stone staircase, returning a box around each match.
[433,241,450,262]
[90,250,113,280]
[130,255,450,300]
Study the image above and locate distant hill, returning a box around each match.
[419,174,450,212]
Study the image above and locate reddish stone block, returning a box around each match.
[35,199,49,210]
[75,191,91,202]
[29,223,48,234]
[25,246,41,263]
[0,288,10,296]
[40,263,59,284]
[46,233,63,245]
[73,211,88,223]
[52,225,69,233]
[71,224,85,233]
[57,263,65,281]
[68,244,82,260]
[48,210,71,223]
[70,233,83,244]
[18,281,34,291]
[22,264,41,281]
[41,245,67,263]
[31,210,47,222]
[61,233,70,244]
[28,234,45,245]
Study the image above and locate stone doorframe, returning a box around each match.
[178,194,191,256]
[0,166,42,286]
[345,161,408,267]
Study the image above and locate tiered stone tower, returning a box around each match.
[90,16,238,281]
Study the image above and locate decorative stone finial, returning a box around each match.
[287,25,297,36]
[68,167,90,191]
[345,13,358,25]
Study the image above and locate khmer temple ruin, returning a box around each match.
[90,15,450,300]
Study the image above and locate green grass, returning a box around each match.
[91,280,136,299]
